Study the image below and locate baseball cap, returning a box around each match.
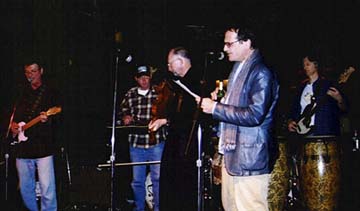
[136,65,151,77]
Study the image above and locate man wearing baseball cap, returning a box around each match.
[118,65,168,211]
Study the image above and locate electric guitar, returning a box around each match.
[296,68,352,134]
[14,106,62,142]
[296,96,316,134]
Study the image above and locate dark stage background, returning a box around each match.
[1,0,359,210]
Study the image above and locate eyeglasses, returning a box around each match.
[167,58,180,66]
[224,40,241,48]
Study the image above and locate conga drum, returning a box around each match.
[299,136,341,211]
[268,136,290,211]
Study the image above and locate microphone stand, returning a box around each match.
[184,55,211,211]
[185,95,204,211]
[60,147,72,186]
[3,105,16,202]
[109,49,121,211]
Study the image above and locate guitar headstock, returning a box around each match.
[46,106,62,116]
[338,66,355,84]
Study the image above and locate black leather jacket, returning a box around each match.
[213,50,279,176]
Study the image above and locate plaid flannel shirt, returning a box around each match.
[119,86,167,148]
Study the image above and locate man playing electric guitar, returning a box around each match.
[288,55,346,136]
[287,53,347,211]
[10,57,61,211]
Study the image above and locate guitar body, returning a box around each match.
[296,117,312,135]
[296,96,316,135]
[17,122,28,142]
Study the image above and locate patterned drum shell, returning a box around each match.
[268,136,290,211]
[299,136,341,211]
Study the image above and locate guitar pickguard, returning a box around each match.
[17,122,28,142]
[296,117,312,134]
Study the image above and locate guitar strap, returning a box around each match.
[305,79,337,125]
[24,85,46,122]
[302,79,327,117]
[309,79,331,116]
[312,80,320,100]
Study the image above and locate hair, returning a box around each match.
[225,25,258,48]
[303,49,322,73]
[23,56,44,70]
[171,46,191,61]
[302,45,327,71]
[306,55,319,68]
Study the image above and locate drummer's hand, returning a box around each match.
[148,119,167,131]
[288,120,298,132]
[122,115,133,125]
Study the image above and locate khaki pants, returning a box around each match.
[221,163,270,211]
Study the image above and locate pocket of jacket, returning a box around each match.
[240,143,267,170]
[238,131,267,171]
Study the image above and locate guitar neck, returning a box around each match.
[23,116,42,131]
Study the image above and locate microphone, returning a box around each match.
[115,48,133,63]
[124,55,132,63]
[27,78,33,83]
[206,51,225,61]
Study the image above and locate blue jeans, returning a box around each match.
[16,155,57,211]
[130,142,164,211]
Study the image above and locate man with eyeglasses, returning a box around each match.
[10,56,61,211]
[159,46,212,211]
[198,26,279,211]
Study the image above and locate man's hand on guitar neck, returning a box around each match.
[40,111,48,122]
[327,87,346,111]
[327,87,342,102]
